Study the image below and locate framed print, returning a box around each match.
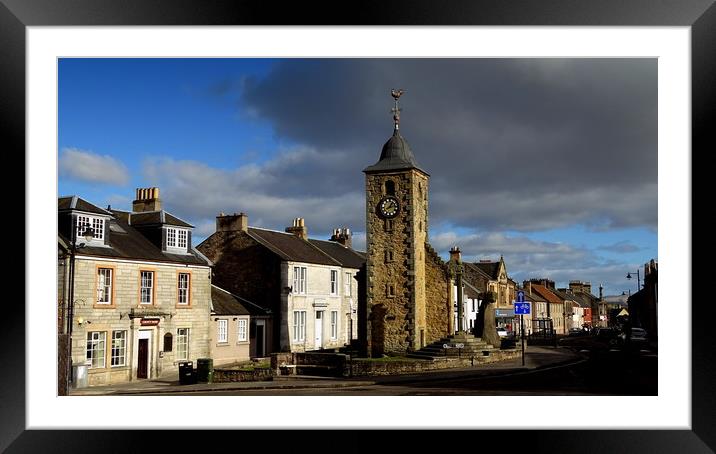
[5,0,713,451]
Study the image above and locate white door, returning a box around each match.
[315,311,323,349]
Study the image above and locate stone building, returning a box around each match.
[209,285,256,365]
[362,93,451,356]
[198,214,364,353]
[57,188,212,387]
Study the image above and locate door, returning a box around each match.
[255,322,265,357]
[137,339,149,379]
[315,311,323,349]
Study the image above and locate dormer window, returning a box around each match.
[76,215,104,243]
[166,227,189,252]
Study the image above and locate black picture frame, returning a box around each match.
[5,0,711,451]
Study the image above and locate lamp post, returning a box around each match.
[626,269,641,293]
[65,224,94,392]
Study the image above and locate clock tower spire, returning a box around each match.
[363,89,430,356]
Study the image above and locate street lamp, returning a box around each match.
[65,224,94,391]
[626,269,641,293]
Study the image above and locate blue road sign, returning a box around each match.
[517,290,525,303]
[514,302,530,315]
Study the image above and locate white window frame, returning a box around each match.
[140,270,154,305]
[177,273,190,305]
[293,266,307,294]
[177,229,188,248]
[86,331,106,369]
[111,330,127,367]
[97,268,112,305]
[330,310,338,340]
[217,319,228,343]
[76,215,105,242]
[176,328,189,360]
[167,227,189,250]
[344,272,351,296]
[238,319,248,342]
[330,270,338,295]
[293,310,306,342]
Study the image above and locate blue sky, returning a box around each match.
[58,58,657,296]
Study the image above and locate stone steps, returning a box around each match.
[406,332,497,360]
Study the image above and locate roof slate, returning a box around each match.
[308,239,366,269]
[473,261,500,280]
[211,285,271,316]
[248,228,340,266]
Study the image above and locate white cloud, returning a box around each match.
[59,148,129,185]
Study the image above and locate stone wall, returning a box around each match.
[424,243,451,346]
[212,368,272,382]
[349,349,521,376]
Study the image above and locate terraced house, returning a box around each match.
[57,188,212,387]
[198,213,364,354]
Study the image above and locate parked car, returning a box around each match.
[593,328,620,345]
[619,327,649,344]
[568,328,586,337]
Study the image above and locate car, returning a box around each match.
[568,328,586,337]
[497,327,508,338]
[619,327,648,344]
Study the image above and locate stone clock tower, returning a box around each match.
[363,90,430,356]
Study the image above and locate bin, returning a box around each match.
[71,361,91,389]
[178,361,195,385]
[196,358,214,383]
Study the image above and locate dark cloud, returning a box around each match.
[598,241,643,253]
[240,58,657,232]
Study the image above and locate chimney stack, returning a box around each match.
[286,218,308,240]
[216,212,248,233]
[132,187,162,213]
[330,227,352,248]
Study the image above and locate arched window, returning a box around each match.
[385,180,395,195]
[163,332,173,352]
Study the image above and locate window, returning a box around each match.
[385,219,394,232]
[293,266,307,294]
[217,319,228,343]
[178,273,190,305]
[385,250,394,263]
[330,270,338,295]
[97,268,112,304]
[387,284,395,297]
[76,215,104,241]
[167,228,177,247]
[111,331,127,367]
[293,310,306,341]
[178,229,188,248]
[140,271,154,305]
[176,328,189,360]
[163,333,173,352]
[385,180,395,195]
[86,331,106,368]
[167,228,188,249]
[330,311,338,340]
[238,319,247,342]
[344,272,351,296]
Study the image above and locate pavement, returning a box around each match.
[69,346,585,396]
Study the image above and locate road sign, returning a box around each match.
[514,302,530,315]
[517,290,525,303]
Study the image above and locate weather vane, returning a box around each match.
[390,88,406,130]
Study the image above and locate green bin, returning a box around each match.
[196,358,214,383]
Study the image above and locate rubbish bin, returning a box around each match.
[178,361,195,385]
[71,361,91,389]
[196,358,213,383]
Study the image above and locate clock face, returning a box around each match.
[379,196,400,218]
